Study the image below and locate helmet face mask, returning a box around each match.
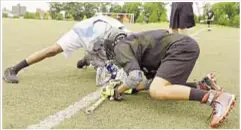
[104,34,127,60]
[104,39,115,60]
[103,28,127,60]
[92,37,105,52]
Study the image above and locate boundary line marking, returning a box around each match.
[194,37,240,42]
[190,28,207,37]
[27,89,101,129]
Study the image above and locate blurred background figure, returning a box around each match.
[169,2,195,35]
[206,9,215,31]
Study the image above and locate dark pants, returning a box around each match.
[207,19,212,28]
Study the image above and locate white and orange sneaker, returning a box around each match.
[201,90,236,128]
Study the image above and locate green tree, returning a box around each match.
[149,9,159,23]
[160,11,168,22]
[143,2,167,22]
[232,15,240,27]
[24,12,36,19]
[83,3,98,18]
[65,13,74,21]
[194,15,203,23]
[97,2,110,12]
[56,13,63,20]
[49,2,63,19]
[35,12,41,19]
[212,2,240,27]
[217,14,229,26]
[62,2,85,21]
[110,4,123,13]
[43,12,50,20]
[122,2,142,22]
[2,13,8,18]
[136,13,145,23]
[143,3,152,17]
[83,15,87,20]
[13,16,19,19]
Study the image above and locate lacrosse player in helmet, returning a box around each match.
[101,28,236,128]
[3,15,130,84]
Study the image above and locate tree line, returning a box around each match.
[2,2,239,27]
[48,2,168,23]
[212,2,239,27]
[195,2,239,27]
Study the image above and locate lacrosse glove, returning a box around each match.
[100,80,124,101]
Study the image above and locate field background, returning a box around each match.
[2,18,240,129]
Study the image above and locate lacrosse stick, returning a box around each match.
[85,80,122,114]
[85,95,108,114]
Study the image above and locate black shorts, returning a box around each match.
[207,19,212,24]
[155,36,200,85]
[169,2,195,29]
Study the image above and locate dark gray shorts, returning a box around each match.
[156,36,200,85]
[169,2,195,29]
[207,19,212,25]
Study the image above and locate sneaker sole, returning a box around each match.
[210,95,236,128]
[2,76,19,84]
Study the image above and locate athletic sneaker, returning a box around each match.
[198,73,223,91]
[3,67,19,83]
[202,90,236,128]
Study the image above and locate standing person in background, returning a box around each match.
[169,2,195,35]
[206,9,215,31]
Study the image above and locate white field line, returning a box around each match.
[27,89,101,129]
[26,28,207,129]
[194,37,240,42]
[191,28,239,42]
[190,28,207,37]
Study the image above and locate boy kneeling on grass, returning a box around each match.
[98,27,236,128]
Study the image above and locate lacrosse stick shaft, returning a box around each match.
[85,96,107,114]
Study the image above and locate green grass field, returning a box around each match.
[2,18,240,129]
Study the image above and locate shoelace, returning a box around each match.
[8,68,17,75]
[207,102,217,120]
[206,91,221,120]
[207,100,224,121]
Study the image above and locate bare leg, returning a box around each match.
[132,80,198,94]
[117,77,206,101]
[149,77,191,100]
[179,28,188,35]
[169,28,179,34]
[3,44,63,83]
[26,44,63,65]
